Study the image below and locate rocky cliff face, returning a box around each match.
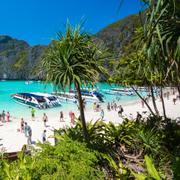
[95,14,142,58]
[0,35,46,79]
[0,14,141,79]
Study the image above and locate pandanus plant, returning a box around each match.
[42,22,108,141]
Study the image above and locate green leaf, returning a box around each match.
[131,171,146,180]
[145,155,161,180]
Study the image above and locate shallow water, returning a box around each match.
[0,80,142,117]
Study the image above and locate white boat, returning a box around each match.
[51,92,78,104]
[54,89,104,103]
[103,88,135,96]
[69,89,104,102]
[11,92,61,109]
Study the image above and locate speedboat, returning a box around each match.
[51,92,78,104]
[11,92,61,109]
[69,89,104,103]
[103,88,135,96]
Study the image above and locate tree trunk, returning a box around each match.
[150,86,159,116]
[76,82,89,141]
[177,85,180,96]
[131,86,156,116]
[160,86,167,119]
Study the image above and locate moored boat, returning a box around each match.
[103,88,135,96]
[69,89,104,102]
[52,92,78,104]
[11,92,61,109]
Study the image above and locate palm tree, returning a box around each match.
[42,23,108,141]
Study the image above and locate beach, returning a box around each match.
[0,90,179,153]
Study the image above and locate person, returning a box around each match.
[114,102,117,111]
[42,130,47,143]
[27,125,32,145]
[24,122,28,137]
[2,110,5,122]
[96,104,100,111]
[31,108,35,121]
[167,91,170,100]
[69,111,73,121]
[136,112,142,122]
[20,118,24,133]
[111,102,114,110]
[107,102,111,111]
[173,98,176,105]
[100,109,104,119]
[118,105,124,117]
[6,112,10,122]
[93,102,97,111]
[42,113,48,127]
[71,112,75,125]
[60,111,64,122]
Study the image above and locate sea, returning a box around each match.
[0,80,142,118]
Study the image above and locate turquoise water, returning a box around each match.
[0,80,140,117]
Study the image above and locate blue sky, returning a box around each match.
[0,0,142,46]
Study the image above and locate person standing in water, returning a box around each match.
[31,108,35,121]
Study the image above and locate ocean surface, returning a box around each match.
[0,80,141,117]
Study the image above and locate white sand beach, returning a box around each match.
[0,91,180,153]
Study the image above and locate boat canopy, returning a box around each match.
[19,93,45,101]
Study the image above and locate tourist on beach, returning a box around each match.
[96,104,100,111]
[60,111,64,122]
[24,122,28,137]
[111,102,114,110]
[31,108,35,121]
[2,110,5,122]
[114,102,117,111]
[93,102,97,111]
[136,112,142,122]
[42,113,48,127]
[69,111,72,120]
[173,98,176,105]
[167,91,170,100]
[20,118,24,133]
[42,130,46,143]
[71,112,75,125]
[6,111,10,122]
[118,105,123,117]
[27,125,32,145]
[100,109,104,119]
[107,102,111,111]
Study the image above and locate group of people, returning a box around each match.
[93,102,101,112]
[0,110,10,122]
[107,101,118,111]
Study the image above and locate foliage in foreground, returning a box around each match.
[0,117,179,179]
[0,138,104,180]
[56,117,180,179]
